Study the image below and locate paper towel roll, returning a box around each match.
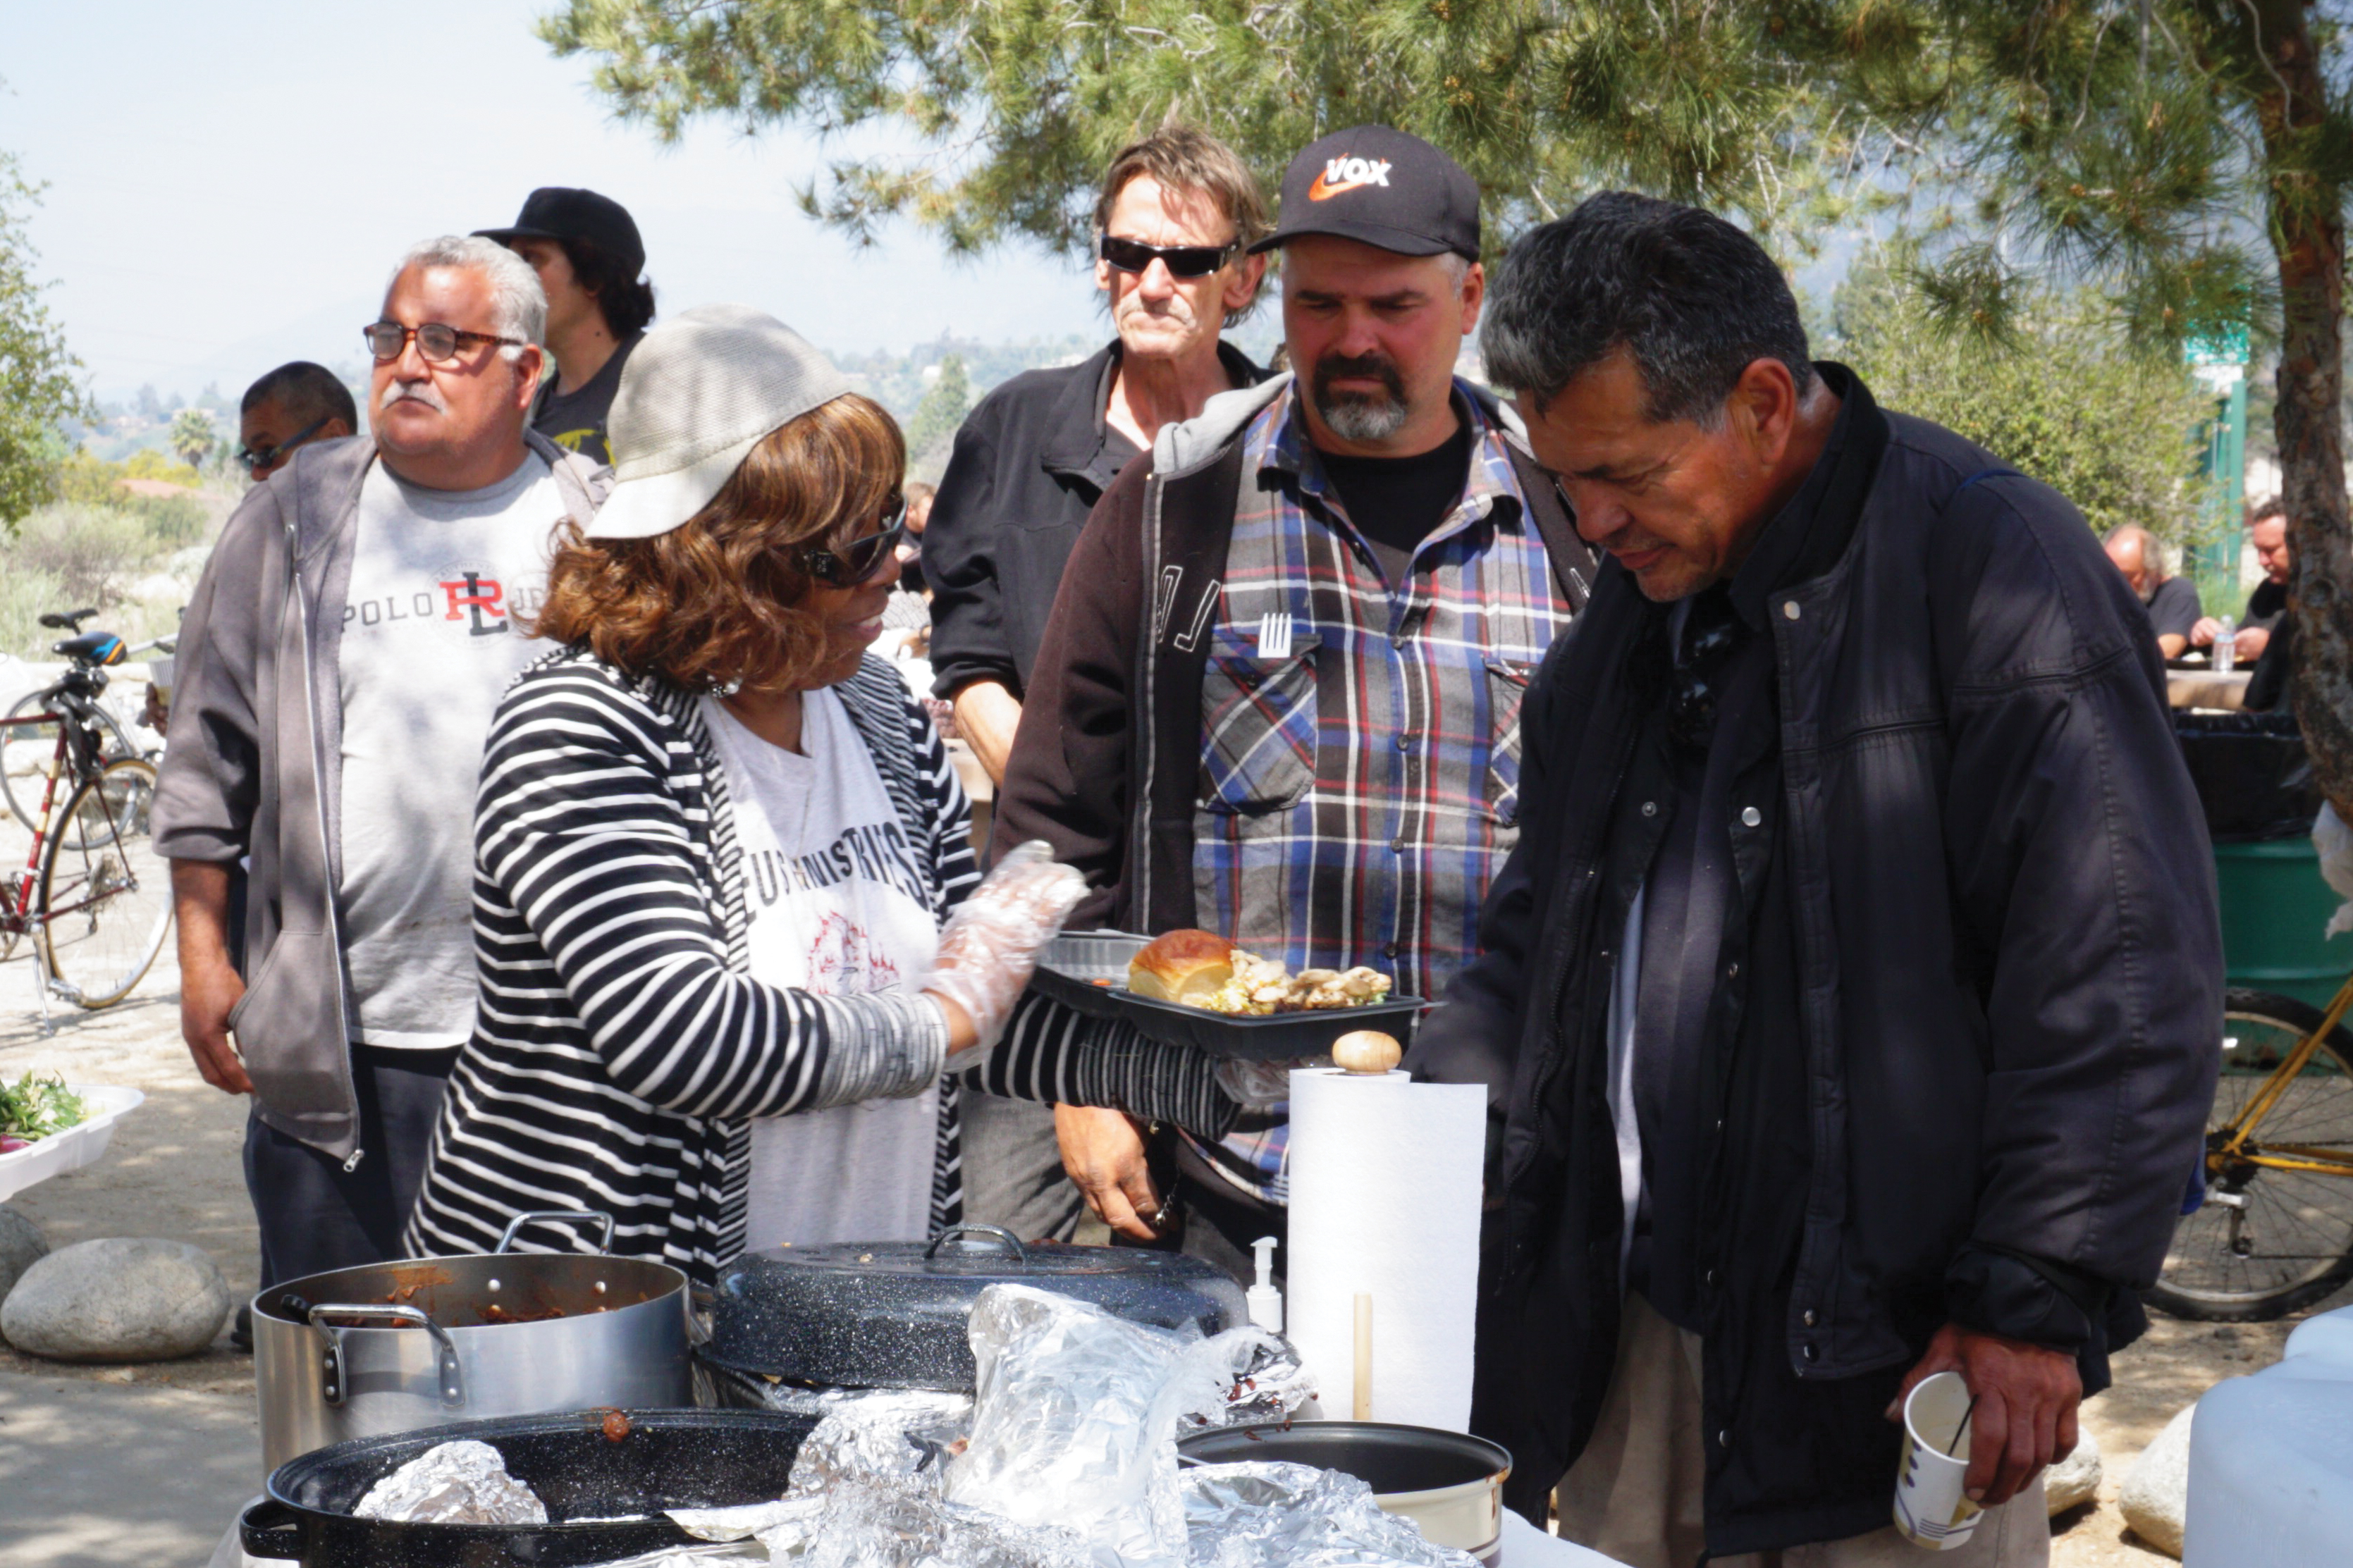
[1286,1066,1485,1432]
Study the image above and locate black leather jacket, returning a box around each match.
[1410,380,2222,1552]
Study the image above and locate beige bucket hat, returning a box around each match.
[588,303,852,540]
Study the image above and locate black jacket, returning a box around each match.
[924,338,1265,702]
[995,373,1594,930]
[1408,388,2222,1552]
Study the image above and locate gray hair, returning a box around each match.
[384,235,546,361]
[1481,192,1813,424]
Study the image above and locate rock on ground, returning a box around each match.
[0,1237,229,1362]
[2120,1401,2199,1558]
[0,1203,47,1298]
[2045,1425,2102,1514]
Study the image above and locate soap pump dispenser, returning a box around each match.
[1247,1235,1283,1333]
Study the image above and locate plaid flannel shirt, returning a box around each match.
[1186,382,1574,1202]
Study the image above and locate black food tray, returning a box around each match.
[1028,932,1424,1061]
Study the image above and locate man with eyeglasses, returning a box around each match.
[922,123,1272,1248]
[995,126,1595,1276]
[236,360,357,482]
[154,235,609,1300]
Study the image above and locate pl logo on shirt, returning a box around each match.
[344,564,546,637]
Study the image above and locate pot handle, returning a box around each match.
[497,1209,617,1255]
[307,1302,464,1409]
[924,1223,1028,1266]
[240,1497,304,1560]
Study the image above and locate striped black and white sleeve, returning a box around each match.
[476,668,943,1119]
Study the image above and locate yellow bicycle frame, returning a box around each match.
[2213,970,2353,1179]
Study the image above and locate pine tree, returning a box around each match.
[542,1,2353,805]
[903,354,971,463]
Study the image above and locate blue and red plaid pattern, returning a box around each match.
[1186,382,1574,1202]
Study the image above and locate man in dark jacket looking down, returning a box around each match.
[1409,194,2220,1565]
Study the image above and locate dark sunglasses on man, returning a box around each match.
[235,417,331,475]
[1098,234,1236,280]
[363,321,528,364]
[797,498,908,587]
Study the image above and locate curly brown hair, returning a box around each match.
[534,393,904,692]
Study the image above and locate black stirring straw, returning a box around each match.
[1946,1395,1980,1457]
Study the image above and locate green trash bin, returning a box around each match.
[2214,839,2353,1010]
[2178,709,2347,1009]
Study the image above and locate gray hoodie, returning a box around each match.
[153,431,606,1161]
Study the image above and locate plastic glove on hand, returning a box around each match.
[926,840,1086,1067]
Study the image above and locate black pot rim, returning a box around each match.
[265,1407,809,1524]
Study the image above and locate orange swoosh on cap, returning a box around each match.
[1308,171,1378,201]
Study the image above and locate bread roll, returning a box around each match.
[1129,929,1236,1004]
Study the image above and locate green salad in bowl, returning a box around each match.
[0,1073,87,1154]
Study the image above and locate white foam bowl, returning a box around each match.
[0,1084,146,1202]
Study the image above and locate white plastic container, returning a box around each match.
[2185,1302,2353,1565]
[0,1083,145,1202]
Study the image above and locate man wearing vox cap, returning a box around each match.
[997,125,1597,1276]
[478,186,658,467]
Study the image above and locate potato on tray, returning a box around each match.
[1126,930,1392,1015]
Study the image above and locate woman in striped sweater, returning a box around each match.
[404,307,1230,1281]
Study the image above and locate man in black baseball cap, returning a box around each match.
[997,125,1595,1278]
[477,187,656,466]
[1251,122,1482,261]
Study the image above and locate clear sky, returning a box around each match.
[1,1,1110,400]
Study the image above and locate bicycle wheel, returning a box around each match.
[2149,988,2353,1322]
[36,757,172,1008]
[1,690,136,837]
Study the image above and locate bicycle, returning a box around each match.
[2150,977,2353,1321]
[1,607,165,834]
[0,612,176,1014]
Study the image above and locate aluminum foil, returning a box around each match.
[1181,1460,1480,1568]
[947,1284,1281,1567]
[352,1438,548,1525]
[785,1388,973,1492]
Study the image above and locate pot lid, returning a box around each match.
[703,1224,1249,1392]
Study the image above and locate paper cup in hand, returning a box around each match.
[1893,1371,1982,1550]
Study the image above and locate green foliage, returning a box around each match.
[122,447,200,486]
[167,407,216,471]
[1831,265,2213,544]
[0,153,92,531]
[9,503,154,610]
[0,1071,86,1143]
[902,354,971,464]
[536,0,1884,258]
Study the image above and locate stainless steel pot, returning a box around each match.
[254,1211,694,1473]
[1179,1422,1513,1564]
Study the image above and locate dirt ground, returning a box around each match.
[0,908,2344,1564]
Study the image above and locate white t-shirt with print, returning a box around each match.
[337,454,563,1048]
[701,692,942,1250]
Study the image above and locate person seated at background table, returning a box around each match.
[2103,523,2201,659]
[403,305,1231,1275]
[2192,498,2291,666]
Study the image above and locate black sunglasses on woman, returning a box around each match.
[797,498,908,586]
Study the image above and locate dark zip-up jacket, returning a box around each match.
[923,338,1266,703]
[1408,381,2221,1552]
[995,373,1594,932]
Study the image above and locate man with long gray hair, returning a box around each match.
[1410,194,2220,1564]
[156,235,608,1293]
